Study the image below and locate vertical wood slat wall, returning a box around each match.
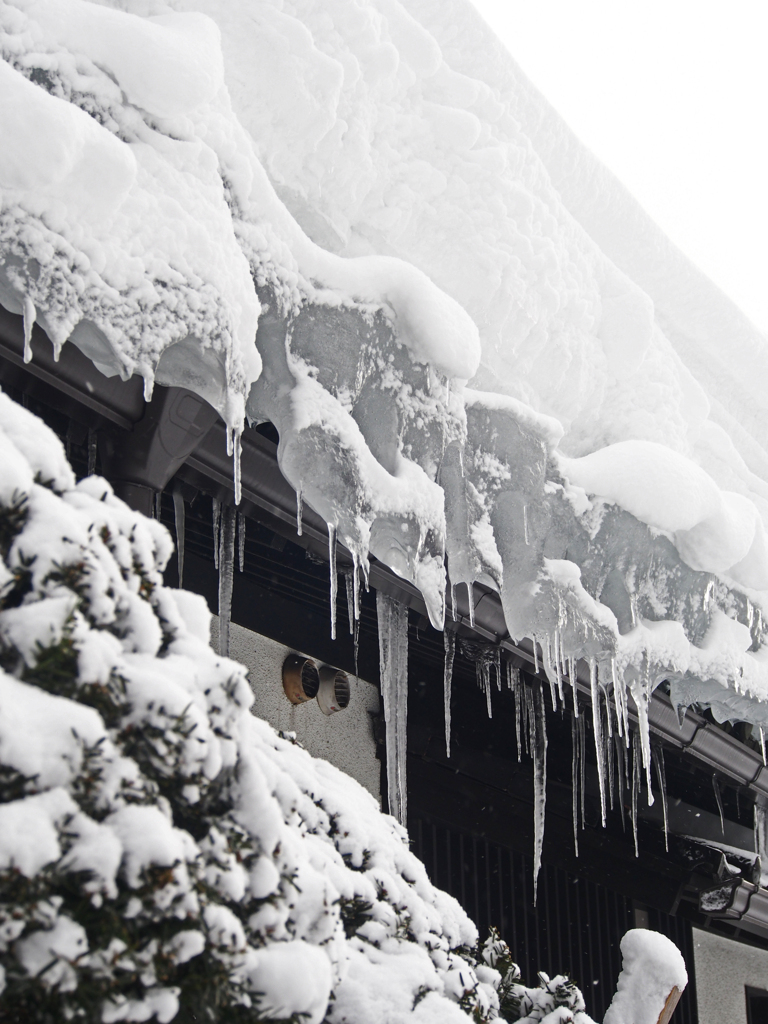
[411,816,698,1024]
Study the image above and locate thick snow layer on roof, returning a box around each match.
[2,0,768,739]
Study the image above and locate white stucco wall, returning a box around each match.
[693,926,768,1022]
[211,617,381,800]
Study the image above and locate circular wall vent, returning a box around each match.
[317,666,351,716]
[282,654,320,704]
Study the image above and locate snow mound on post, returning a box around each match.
[603,929,687,1024]
[0,390,602,1022]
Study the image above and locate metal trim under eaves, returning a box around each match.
[2,307,768,804]
[700,878,768,942]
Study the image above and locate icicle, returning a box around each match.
[633,671,655,806]
[466,582,475,628]
[173,490,185,589]
[532,635,539,676]
[344,571,356,635]
[567,655,576,716]
[713,775,725,837]
[86,427,97,477]
[755,800,768,869]
[547,672,558,713]
[218,505,236,658]
[154,491,162,520]
[485,664,493,719]
[529,680,548,904]
[233,428,242,506]
[579,713,586,829]
[607,700,615,812]
[522,681,531,758]
[296,488,303,536]
[236,511,246,572]
[353,616,360,681]
[212,498,221,569]
[444,629,456,758]
[590,658,607,826]
[22,295,35,364]
[557,632,567,706]
[494,647,502,692]
[603,678,613,738]
[761,727,767,767]
[544,634,557,708]
[571,710,579,856]
[523,504,529,545]
[652,747,669,851]
[353,555,363,619]
[450,583,457,622]
[328,523,338,640]
[376,592,409,825]
[143,372,155,403]
[631,731,640,858]
[514,677,522,762]
[615,733,626,832]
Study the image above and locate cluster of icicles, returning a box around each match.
[443,624,675,900]
[163,493,720,900]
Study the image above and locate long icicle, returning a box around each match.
[344,571,356,635]
[579,713,587,830]
[376,591,409,825]
[483,657,493,719]
[443,629,456,758]
[296,487,303,536]
[328,523,338,640]
[569,655,579,718]
[212,497,221,569]
[607,697,615,812]
[590,658,607,826]
[514,673,522,762]
[631,730,640,858]
[548,634,559,711]
[233,428,242,506]
[173,490,185,589]
[530,680,548,904]
[571,708,579,856]
[652,746,669,851]
[237,511,246,572]
[615,732,626,832]
[466,581,475,628]
[218,505,236,657]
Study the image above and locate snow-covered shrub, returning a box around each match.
[0,389,597,1023]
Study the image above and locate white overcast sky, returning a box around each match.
[468,0,768,333]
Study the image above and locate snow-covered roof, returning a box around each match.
[2,0,768,782]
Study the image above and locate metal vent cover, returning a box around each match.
[317,666,350,716]
[282,654,320,704]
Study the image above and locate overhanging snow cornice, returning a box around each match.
[3,306,768,809]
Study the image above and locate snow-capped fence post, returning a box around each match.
[655,986,683,1024]
[603,929,687,1024]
